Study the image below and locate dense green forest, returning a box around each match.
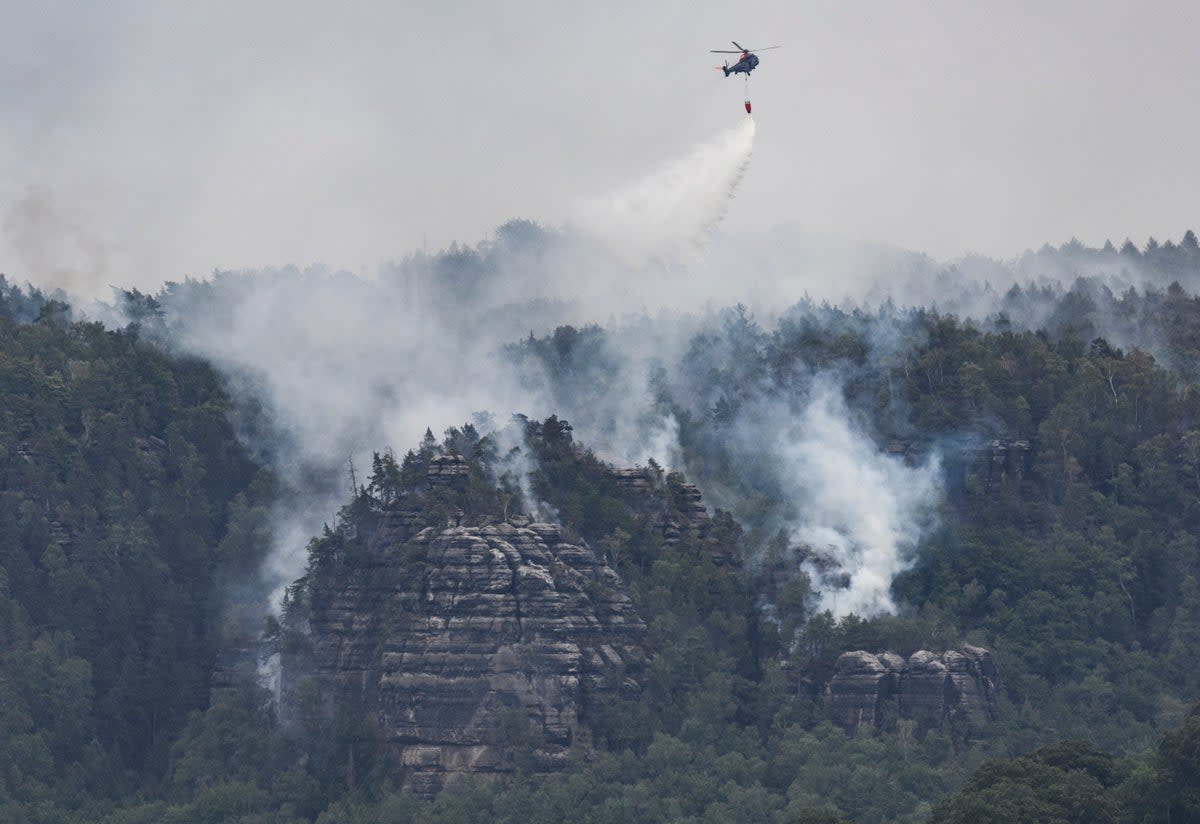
[3,241,1200,823]
[0,279,274,822]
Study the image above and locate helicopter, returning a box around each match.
[711,41,781,77]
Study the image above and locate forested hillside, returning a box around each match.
[511,280,1200,762]
[3,239,1200,822]
[0,279,273,821]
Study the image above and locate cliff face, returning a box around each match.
[279,441,998,795]
[281,458,647,795]
[829,646,1000,736]
[610,467,738,565]
[377,520,644,794]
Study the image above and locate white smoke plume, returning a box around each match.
[154,268,536,610]
[572,117,756,265]
[778,380,941,617]
[484,415,557,522]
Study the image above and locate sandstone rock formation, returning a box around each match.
[829,646,999,735]
[278,447,750,794]
[829,650,904,729]
[281,507,645,795]
[968,438,1031,493]
[608,467,739,566]
[886,435,1031,498]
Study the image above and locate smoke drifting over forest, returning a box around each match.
[778,381,941,615]
[137,121,771,610]
[143,218,1200,621]
[12,102,1200,621]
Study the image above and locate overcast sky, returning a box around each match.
[2,0,1197,293]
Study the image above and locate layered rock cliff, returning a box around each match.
[280,454,652,795]
[829,646,999,736]
[609,467,737,565]
[277,433,998,796]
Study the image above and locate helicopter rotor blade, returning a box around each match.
[710,43,782,53]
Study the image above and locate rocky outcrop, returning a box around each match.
[611,467,658,495]
[607,467,738,566]
[968,439,1031,492]
[426,453,471,490]
[886,435,1032,498]
[277,448,756,794]
[667,476,710,529]
[829,651,902,728]
[282,515,645,796]
[829,646,999,735]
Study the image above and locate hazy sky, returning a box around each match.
[2,0,1198,292]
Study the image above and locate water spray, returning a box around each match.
[572,118,757,264]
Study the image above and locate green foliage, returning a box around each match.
[0,294,272,817]
[934,704,1200,824]
[9,268,1200,822]
[1123,700,1200,823]
[497,283,1200,819]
